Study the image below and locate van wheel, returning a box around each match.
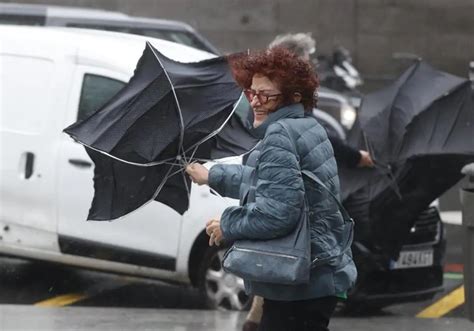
[197,245,252,311]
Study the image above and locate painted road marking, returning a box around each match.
[444,264,464,280]
[35,293,87,307]
[444,272,464,280]
[417,285,465,318]
[33,277,132,307]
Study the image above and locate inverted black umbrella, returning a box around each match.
[339,60,474,257]
[64,42,257,220]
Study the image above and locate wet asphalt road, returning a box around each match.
[0,224,466,319]
[1,305,473,331]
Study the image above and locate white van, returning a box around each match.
[0,25,247,310]
[0,2,220,54]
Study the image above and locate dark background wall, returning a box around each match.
[5,0,474,85]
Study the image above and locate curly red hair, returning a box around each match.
[227,47,319,111]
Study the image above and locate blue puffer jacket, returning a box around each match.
[208,103,357,301]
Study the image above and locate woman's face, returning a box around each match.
[247,74,282,128]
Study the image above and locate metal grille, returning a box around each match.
[404,207,441,246]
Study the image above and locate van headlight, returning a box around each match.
[340,104,356,130]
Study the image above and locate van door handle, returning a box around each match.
[25,152,35,179]
[68,159,92,168]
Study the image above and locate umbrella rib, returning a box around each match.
[167,166,187,179]
[180,165,192,205]
[71,138,179,167]
[141,164,177,213]
[92,164,178,221]
[364,61,419,162]
[70,66,177,159]
[147,42,187,166]
[190,140,261,164]
[185,92,244,162]
[441,84,469,148]
[208,186,224,199]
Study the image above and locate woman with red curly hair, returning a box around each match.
[187,47,357,331]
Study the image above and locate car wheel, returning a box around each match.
[197,245,252,311]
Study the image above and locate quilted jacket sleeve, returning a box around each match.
[220,122,305,241]
[208,164,244,199]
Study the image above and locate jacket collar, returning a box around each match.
[250,103,305,139]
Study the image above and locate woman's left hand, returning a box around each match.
[206,218,224,246]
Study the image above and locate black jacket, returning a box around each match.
[329,136,361,168]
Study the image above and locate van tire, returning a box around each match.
[196,245,251,311]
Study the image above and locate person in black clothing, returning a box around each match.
[330,135,374,168]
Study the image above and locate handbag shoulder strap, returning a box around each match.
[301,170,352,222]
[279,120,353,223]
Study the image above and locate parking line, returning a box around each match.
[33,278,133,307]
[416,285,465,318]
[34,293,87,307]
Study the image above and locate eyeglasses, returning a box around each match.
[244,89,282,104]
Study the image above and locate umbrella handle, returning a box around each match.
[372,161,402,200]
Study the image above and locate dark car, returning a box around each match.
[346,205,445,312]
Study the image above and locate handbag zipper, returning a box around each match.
[233,247,298,260]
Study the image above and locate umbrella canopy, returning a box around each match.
[340,60,474,257]
[64,43,257,220]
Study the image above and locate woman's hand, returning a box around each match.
[206,218,224,246]
[185,163,209,185]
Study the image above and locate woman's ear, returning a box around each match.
[293,92,302,103]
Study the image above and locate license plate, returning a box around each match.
[390,249,434,269]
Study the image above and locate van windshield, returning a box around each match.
[66,23,215,53]
[136,28,211,52]
[0,14,45,25]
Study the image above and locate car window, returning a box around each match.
[78,74,125,121]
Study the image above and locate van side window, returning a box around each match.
[78,74,125,121]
